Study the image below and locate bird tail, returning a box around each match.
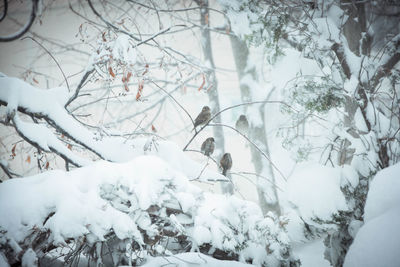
[222,168,227,176]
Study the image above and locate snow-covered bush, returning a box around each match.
[0,155,299,266]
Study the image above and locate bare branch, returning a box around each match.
[87,0,141,41]
[371,52,400,91]
[65,69,94,108]
[0,160,20,179]
[331,42,352,79]
[0,0,38,42]
[0,0,7,22]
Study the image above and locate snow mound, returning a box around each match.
[287,163,349,220]
[344,163,400,267]
[363,163,400,222]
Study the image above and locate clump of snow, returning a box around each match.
[286,163,348,220]
[0,252,10,267]
[218,0,262,39]
[344,163,400,267]
[363,163,400,222]
[112,35,136,65]
[293,239,330,267]
[312,17,340,47]
[192,193,291,265]
[21,248,38,267]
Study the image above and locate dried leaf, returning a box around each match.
[67,144,72,150]
[151,125,157,133]
[108,67,116,78]
[205,13,209,25]
[26,155,31,164]
[45,162,49,170]
[126,71,132,82]
[136,80,144,100]
[124,83,129,92]
[11,144,16,157]
[198,75,205,91]
[102,32,107,42]
[142,64,149,76]
[32,78,39,84]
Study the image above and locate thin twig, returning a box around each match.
[22,36,70,91]
[149,80,195,125]
[209,123,288,182]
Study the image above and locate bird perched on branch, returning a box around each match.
[192,106,211,131]
[201,137,215,156]
[220,153,232,176]
[235,114,249,134]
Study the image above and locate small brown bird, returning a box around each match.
[201,137,215,156]
[220,153,232,176]
[235,114,249,134]
[192,106,211,131]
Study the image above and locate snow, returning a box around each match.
[363,163,400,222]
[342,44,361,75]
[225,9,253,38]
[0,76,227,182]
[112,35,136,65]
[344,163,400,267]
[286,163,348,221]
[354,107,368,132]
[13,115,90,167]
[21,248,38,267]
[344,208,400,267]
[218,0,261,39]
[142,252,251,267]
[312,17,340,46]
[0,253,10,267]
[326,4,345,29]
[343,75,358,94]
[293,239,330,267]
[0,155,291,266]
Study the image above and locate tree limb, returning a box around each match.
[331,42,352,79]
[0,0,38,42]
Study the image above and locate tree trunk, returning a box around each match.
[196,0,231,194]
[230,35,281,216]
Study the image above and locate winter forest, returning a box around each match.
[0,0,399,266]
